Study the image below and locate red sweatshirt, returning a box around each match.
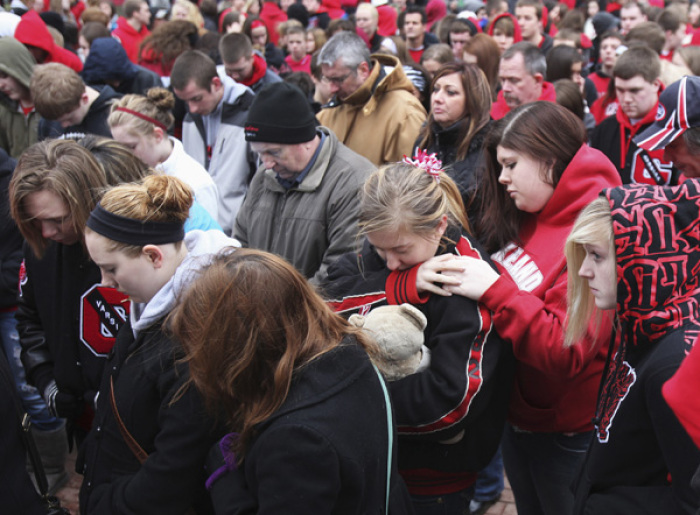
[112,16,150,63]
[479,145,621,433]
[14,10,83,72]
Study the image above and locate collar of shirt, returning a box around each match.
[276,130,326,189]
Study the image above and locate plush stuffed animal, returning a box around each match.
[349,304,430,381]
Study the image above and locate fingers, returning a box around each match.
[418,282,453,297]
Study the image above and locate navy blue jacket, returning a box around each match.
[82,37,162,95]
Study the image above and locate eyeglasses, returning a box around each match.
[321,70,355,86]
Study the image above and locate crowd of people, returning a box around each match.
[2,0,700,513]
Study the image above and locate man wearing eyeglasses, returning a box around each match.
[317,31,426,166]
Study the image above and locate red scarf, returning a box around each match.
[615,101,659,169]
[240,54,268,88]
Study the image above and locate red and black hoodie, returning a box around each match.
[573,180,700,514]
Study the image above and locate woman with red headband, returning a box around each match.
[109,87,221,225]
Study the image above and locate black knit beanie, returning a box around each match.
[245,82,316,144]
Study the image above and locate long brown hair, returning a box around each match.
[10,140,107,257]
[417,62,492,162]
[168,249,376,461]
[474,101,587,253]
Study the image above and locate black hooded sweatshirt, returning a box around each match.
[573,180,700,515]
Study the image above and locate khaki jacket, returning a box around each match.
[317,54,426,166]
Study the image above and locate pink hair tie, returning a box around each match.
[403,150,443,183]
[115,107,168,132]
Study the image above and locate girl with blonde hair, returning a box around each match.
[80,174,238,513]
[324,160,513,515]
[108,87,220,223]
[565,183,700,514]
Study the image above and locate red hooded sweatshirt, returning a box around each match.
[112,16,150,63]
[487,13,523,45]
[14,10,83,72]
[480,145,621,433]
[260,0,287,46]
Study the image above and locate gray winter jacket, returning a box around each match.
[234,127,374,285]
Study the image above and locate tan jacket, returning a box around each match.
[317,54,426,166]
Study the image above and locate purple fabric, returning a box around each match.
[205,432,239,490]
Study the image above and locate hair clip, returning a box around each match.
[403,150,443,183]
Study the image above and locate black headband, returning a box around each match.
[86,203,185,245]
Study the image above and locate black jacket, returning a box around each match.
[324,233,514,495]
[416,121,489,219]
[590,106,680,186]
[0,350,46,515]
[0,149,23,309]
[17,242,129,412]
[38,84,122,140]
[206,339,415,514]
[79,317,221,514]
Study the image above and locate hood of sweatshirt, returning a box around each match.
[82,37,138,84]
[488,13,523,43]
[131,230,240,336]
[15,10,82,72]
[534,144,620,229]
[0,37,36,89]
[605,180,700,353]
[14,10,54,54]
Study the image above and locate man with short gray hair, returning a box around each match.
[491,41,555,119]
[316,31,426,166]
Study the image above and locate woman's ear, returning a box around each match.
[153,127,166,144]
[143,245,165,268]
[437,214,449,237]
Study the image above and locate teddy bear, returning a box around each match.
[349,304,466,444]
[348,303,431,381]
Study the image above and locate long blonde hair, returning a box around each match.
[564,197,615,347]
[359,162,470,238]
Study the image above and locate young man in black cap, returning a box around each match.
[634,76,700,179]
[235,82,375,286]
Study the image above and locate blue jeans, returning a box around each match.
[502,423,592,515]
[473,446,504,502]
[0,310,61,431]
[411,488,473,515]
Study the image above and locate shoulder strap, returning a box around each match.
[373,364,392,514]
[110,376,148,464]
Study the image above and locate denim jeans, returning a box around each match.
[0,310,62,431]
[411,487,474,515]
[502,423,592,515]
[473,446,504,502]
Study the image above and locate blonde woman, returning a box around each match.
[565,184,700,514]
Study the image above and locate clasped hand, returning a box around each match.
[416,255,499,301]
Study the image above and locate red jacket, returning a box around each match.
[112,16,150,63]
[480,145,621,432]
[490,80,556,120]
[663,335,700,449]
[14,10,83,72]
[259,1,287,46]
[284,54,311,74]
